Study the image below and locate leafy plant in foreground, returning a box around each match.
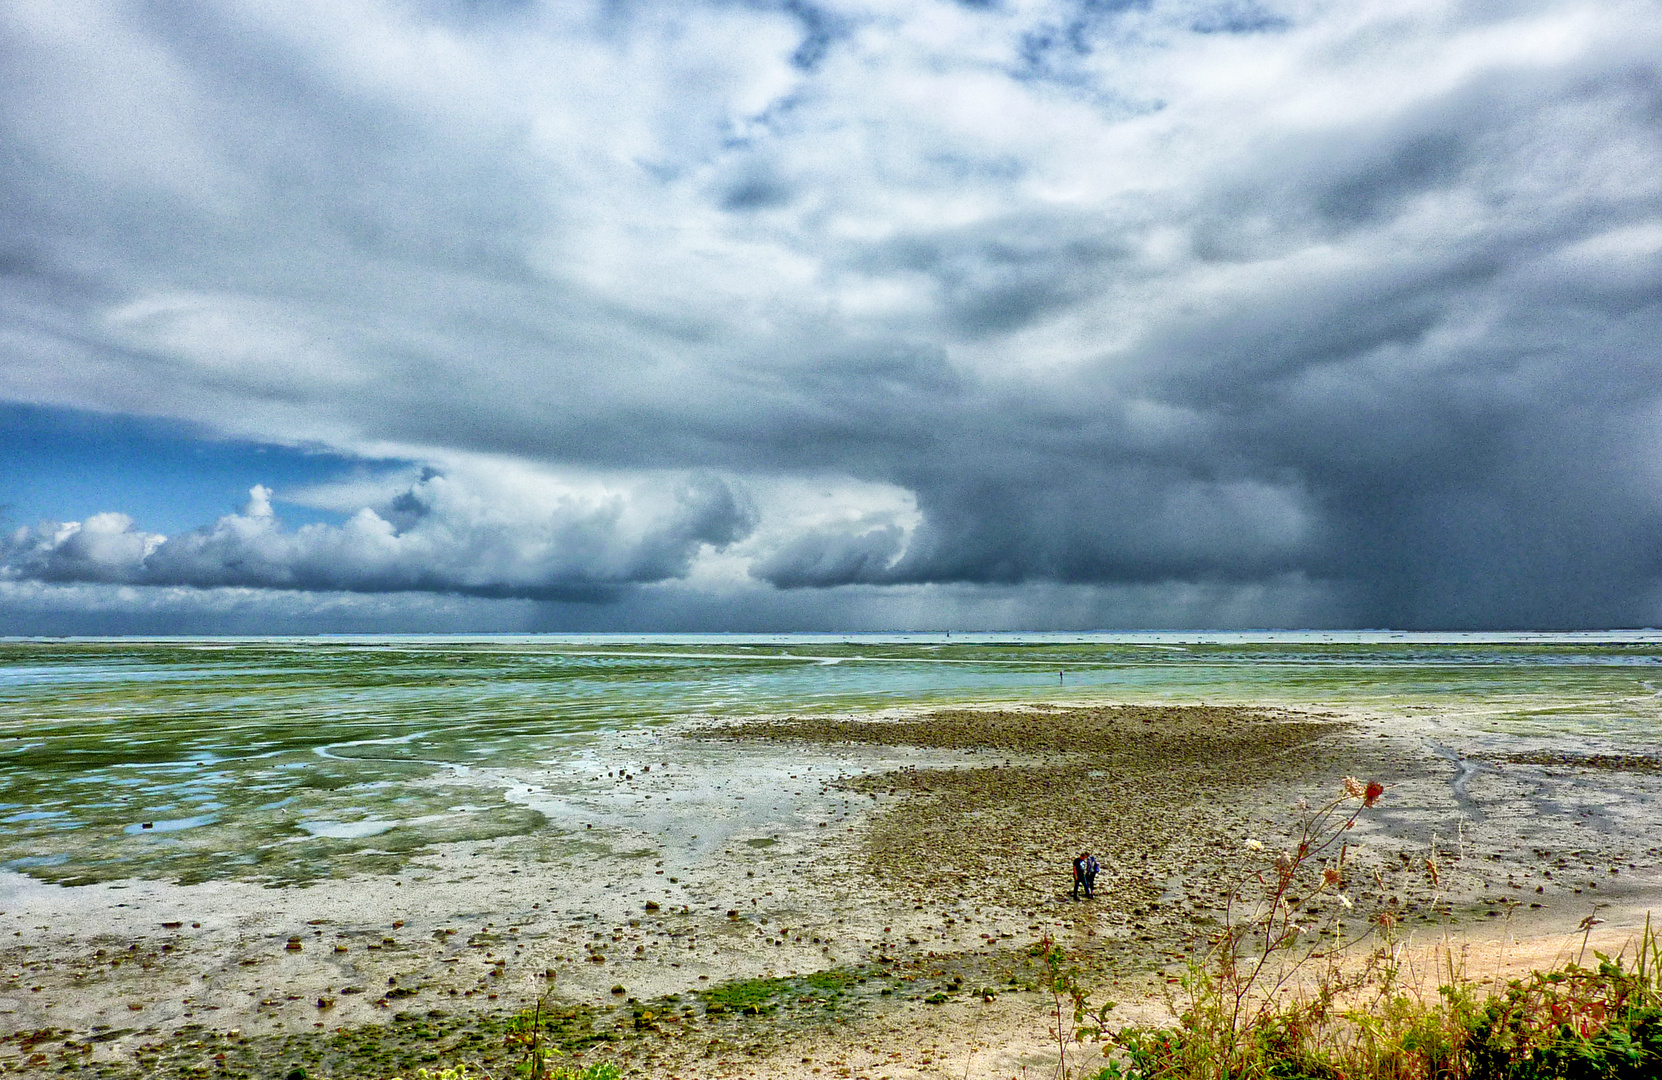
[1032,934,1118,1079]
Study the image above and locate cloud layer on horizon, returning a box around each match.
[3,0,1662,629]
[3,466,755,600]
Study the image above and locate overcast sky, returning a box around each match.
[2,0,1660,633]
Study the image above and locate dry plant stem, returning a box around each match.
[1197,778,1385,1073]
[1576,906,1607,967]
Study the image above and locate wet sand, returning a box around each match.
[3,703,1660,1078]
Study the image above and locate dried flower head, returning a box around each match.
[1341,776,1366,798]
[1375,912,1397,930]
[1363,780,1384,807]
[1244,838,1264,852]
[1322,867,1342,887]
[1274,853,1295,875]
[1293,797,1309,812]
[1336,893,1353,910]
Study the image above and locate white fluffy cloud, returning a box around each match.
[3,464,754,600]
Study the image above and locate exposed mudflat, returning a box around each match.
[1480,750,1662,772]
[3,703,1660,1080]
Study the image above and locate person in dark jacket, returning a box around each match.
[1071,853,1087,900]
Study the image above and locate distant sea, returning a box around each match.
[3,632,1659,886]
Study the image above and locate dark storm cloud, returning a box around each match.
[752,521,908,587]
[2,0,1662,629]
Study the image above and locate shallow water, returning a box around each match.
[1,632,1659,886]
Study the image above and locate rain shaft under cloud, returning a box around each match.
[2,0,1661,630]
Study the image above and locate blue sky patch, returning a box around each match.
[0,404,386,536]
